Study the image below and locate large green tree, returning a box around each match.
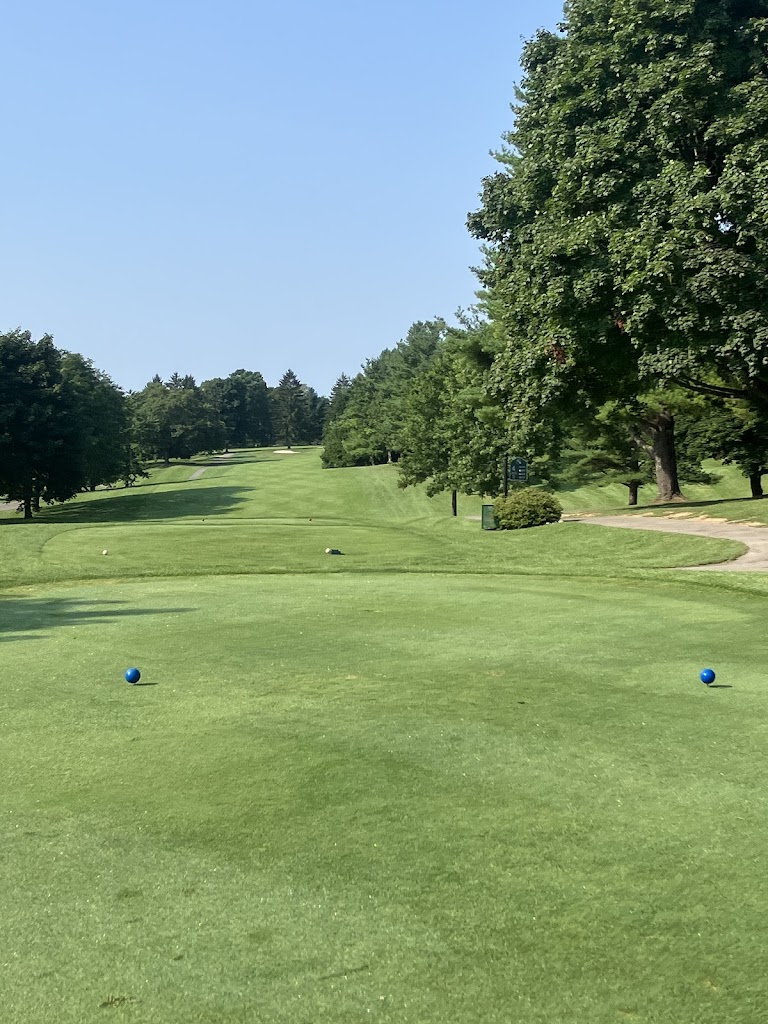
[271,370,308,448]
[469,0,768,501]
[396,323,510,498]
[302,385,330,444]
[327,374,353,422]
[0,330,82,517]
[201,369,272,448]
[60,353,134,491]
[321,320,447,468]
[130,376,225,463]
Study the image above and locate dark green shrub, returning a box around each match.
[492,488,562,530]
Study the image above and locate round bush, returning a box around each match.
[492,488,562,530]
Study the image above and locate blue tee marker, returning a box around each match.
[700,668,716,685]
[125,667,141,684]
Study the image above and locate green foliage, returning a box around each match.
[556,403,654,504]
[321,320,447,468]
[0,330,83,515]
[302,385,330,444]
[130,376,225,462]
[468,0,768,498]
[271,369,307,446]
[679,397,768,495]
[555,394,718,504]
[0,331,139,514]
[397,320,510,494]
[59,352,135,490]
[201,369,272,447]
[327,373,352,422]
[492,488,562,530]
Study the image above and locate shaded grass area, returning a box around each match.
[0,593,196,646]
[556,460,768,523]
[2,574,767,1023]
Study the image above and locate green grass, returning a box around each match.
[557,460,768,521]
[1,448,766,1023]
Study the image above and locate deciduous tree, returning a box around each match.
[60,352,133,490]
[0,330,80,516]
[130,376,225,462]
[201,369,272,448]
[469,0,768,501]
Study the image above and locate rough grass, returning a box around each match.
[556,460,765,517]
[1,449,766,1024]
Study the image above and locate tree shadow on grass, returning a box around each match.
[631,496,765,512]
[3,485,252,525]
[0,595,194,643]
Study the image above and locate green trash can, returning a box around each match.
[481,504,496,530]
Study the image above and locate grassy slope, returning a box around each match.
[1,450,766,1024]
[0,449,746,588]
[557,459,768,524]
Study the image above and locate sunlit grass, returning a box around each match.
[1,449,765,1023]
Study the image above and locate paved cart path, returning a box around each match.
[569,513,768,571]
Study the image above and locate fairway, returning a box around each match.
[2,450,766,1024]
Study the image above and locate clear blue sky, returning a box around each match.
[3,0,565,395]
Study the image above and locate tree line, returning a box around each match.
[324,0,768,507]
[0,329,327,517]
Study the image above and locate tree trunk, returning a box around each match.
[749,465,764,499]
[451,489,458,516]
[650,411,685,502]
[23,494,33,519]
[627,481,639,506]
[387,449,393,464]
[32,495,41,512]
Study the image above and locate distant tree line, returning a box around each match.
[0,329,328,517]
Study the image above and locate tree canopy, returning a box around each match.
[60,352,133,491]
[201,369,273,448]
[0,330,132,516]
[130,376,225,463]
[321,320,448,468]
[468,0,768,500]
